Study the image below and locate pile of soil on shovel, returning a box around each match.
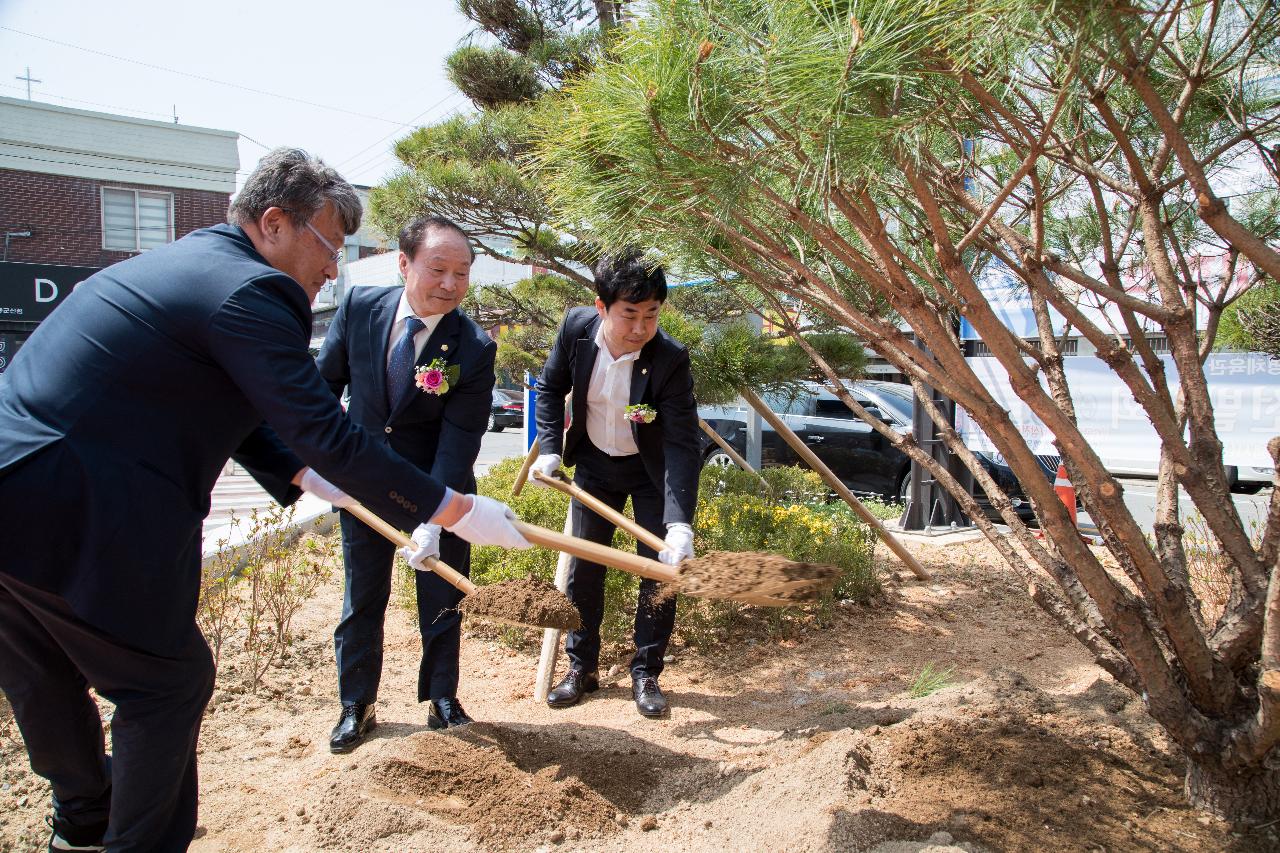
[459,577,581,630]
[310,725,618,849]
[676,550,841,602]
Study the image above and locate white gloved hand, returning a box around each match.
[445,495,532,549]
[298,468,355,508]
[529,453,562,486]
[398,523,442,571]
[659,522,695,566]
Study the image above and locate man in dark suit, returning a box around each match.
[0,149,528,853]
[317,214,494,751]
[533,252,700,718]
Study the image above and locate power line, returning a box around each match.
[1,25,424,127]
[0,82,173,119]
[237,133,274,152]
[332,93,468,172]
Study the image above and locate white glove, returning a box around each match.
[399,523,441,571]
[659,522,695,566]
[530,453,562,486]
[299,468,354,508]
[445,495,532,549]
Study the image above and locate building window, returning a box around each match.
[969,337,1078,356]
[1122,335,1170,353]
[101,188,174,251]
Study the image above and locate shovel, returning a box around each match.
[344,501,580,630]
[510,442,837,606]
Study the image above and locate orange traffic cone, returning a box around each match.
[1054,463,1077,526]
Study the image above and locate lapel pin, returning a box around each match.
[641,367,648,375]
[441,343,449,352]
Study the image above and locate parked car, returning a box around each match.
[489,389,525,432]
[698,380,1060,523]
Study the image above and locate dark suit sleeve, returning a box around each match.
[535,313,576,456]
[429,335,496,491]
[231,424,305,504]
[655,347,701,525]
[207,278,447,531]
[315,287,352,400]
[233,290,352,502]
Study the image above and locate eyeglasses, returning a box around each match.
[301,220,344,264]
[283,210,344,264]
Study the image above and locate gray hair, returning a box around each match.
[228,147,362,235]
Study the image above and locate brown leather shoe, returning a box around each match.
[546,669,599,708]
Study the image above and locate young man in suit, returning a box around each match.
[0,150,528,853]
[317,214,496,751]
[533,252,700,718]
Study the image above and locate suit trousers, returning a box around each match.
[334,511,471,704]
[0,572,213,853]
[564,443,676,678]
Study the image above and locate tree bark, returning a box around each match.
[1185,756,1280,825]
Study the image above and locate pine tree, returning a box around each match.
[537,0,1280,822]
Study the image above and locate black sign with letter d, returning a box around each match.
[0,261,100,323]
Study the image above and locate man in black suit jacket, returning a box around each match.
[317,214,495,751]
[534,252,700,717]
[0,149,528,853]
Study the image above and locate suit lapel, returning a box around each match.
[572,315,601,431]
[629,339,654,443]
[368,288,400,420]
[390,309,461,421]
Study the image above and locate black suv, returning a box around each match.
[698,380,1059,523]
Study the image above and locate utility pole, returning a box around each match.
[15,67,40,100]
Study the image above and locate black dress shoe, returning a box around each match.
[546,669,599,708]
[329,703,376,753]
[427,697,474,729]
[46,814,107,852]
[632,675,668,717]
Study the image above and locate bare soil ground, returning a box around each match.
[1,537,1274,852]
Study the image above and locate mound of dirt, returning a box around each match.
[312,724,617,849]
[676,550,840,602]
[460,577,581,630]
[842,676,1216,852]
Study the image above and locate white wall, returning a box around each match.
[0,96,239,193]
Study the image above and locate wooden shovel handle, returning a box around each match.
[739,386,930,581]
[345,501,478,596]
[532,470,669,553]
[512,520,678,584]
[512,439,542,497]
[698,418,765,481]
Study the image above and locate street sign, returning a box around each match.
[0,261,100,323]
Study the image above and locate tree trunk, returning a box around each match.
[1185,756,1280,825]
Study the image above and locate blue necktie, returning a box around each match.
[386,316,425,413]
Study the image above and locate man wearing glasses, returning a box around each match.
[0,148,529,853]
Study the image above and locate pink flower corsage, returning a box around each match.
[414,359,459,396]
[625,403,657,424]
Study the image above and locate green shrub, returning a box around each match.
[679,464,880,650]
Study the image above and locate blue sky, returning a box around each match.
[0,0,477,189]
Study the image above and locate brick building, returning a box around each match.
[0,96,238,369]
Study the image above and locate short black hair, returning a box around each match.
[593,250,667,307]
[399,214,475,261]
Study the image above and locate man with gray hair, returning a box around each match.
[0,148,529,853]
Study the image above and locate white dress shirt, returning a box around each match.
[386,292,443,367]
[585,323,641,456]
